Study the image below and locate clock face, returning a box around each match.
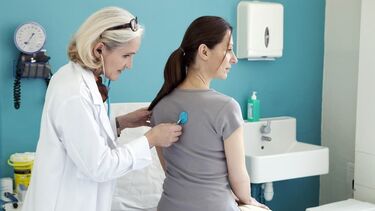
[14,22,46,54]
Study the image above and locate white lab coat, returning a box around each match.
[22,62,152,211]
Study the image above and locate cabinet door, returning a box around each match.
[354,0,375,203]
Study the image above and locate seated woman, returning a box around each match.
[149,16,269,211]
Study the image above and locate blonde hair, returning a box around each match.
[68,6,144,70]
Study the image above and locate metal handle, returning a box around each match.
[260,120,271,134]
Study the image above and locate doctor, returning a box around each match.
[22,6,182,211]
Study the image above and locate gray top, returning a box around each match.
[151,89,243,211]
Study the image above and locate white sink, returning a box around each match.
[243,117,329,184]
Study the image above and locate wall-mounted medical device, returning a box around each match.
[237,1,284,60]
[13,22,52,109]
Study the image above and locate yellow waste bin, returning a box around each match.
[7,152,35,194]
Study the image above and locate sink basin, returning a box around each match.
[243,117,329,184]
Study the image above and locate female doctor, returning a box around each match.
[22,7,182,211]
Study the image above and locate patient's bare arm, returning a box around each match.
[224,126,251,204]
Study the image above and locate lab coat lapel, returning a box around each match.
[98,104,117,147]
[79,65,116,144]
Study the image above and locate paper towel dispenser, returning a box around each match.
[237,1,284,60]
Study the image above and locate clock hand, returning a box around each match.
[24,32,35,45]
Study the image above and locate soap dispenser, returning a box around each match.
[247,91,260,122]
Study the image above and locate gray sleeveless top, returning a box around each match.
[151,89,243,211]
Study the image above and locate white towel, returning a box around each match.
[110,103,165,211]
[239,205,271,211]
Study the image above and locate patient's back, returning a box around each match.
[151,89,243,211]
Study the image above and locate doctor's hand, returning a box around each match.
[116,107,151,131]
[145,123,182,148]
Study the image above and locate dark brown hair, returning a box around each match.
[148,16,232,110]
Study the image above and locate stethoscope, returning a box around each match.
[100,54,112,117]
[106,80,111,117]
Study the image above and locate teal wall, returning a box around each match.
[0,0,325,210]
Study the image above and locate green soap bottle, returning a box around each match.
[247,91,260,122]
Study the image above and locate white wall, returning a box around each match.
[354,0,375,202]
[320,0,361,204]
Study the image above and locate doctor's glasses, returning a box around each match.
[106,17,139,32]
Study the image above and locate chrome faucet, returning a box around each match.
[260,120,272,142]
[260,120,271,134]
[261,136,272,142]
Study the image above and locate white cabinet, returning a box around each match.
[321,0,375,204]
[353,0,375,202]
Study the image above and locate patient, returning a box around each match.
[149,16,269,211]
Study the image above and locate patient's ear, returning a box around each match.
[197,44,209,61]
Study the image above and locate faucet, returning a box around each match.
[260,120,272,142]
[260,120,271,134]
[261,136,272,142]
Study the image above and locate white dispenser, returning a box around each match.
[237,1,284,60]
